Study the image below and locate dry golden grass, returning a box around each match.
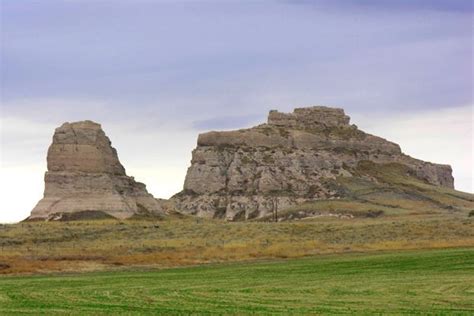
[1,211,473,275]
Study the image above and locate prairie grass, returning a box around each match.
[0,211,473,274]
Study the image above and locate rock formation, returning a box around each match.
[29,120,164,220]
[172,106,454,220]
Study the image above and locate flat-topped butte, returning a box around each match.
[173,106,453,220]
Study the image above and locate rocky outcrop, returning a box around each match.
[173,106,454,220]
[29,121,164,220]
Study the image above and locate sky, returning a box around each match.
[1,0,473,223]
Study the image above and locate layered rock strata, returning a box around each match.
[173,106,453,220]
[30,121,163,220]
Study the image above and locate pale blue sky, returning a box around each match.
[1,0,472,222]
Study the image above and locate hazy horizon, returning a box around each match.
[1,0,473,223]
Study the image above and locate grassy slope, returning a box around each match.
[272,161,474,220]
[0,248,472,314]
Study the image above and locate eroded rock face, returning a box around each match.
[172,106,454,220]
[30,121,164,220]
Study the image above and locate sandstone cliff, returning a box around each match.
[173,106,454,220]
[29,121,164,220]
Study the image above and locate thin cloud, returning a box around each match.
[286,0,474,13]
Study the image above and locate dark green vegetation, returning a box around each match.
[0,248,472,314]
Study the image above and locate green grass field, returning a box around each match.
[0,248,472,314]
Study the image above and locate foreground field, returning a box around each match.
[0,248,472,314]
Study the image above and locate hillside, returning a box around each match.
[262,161,473,221]
[1,199,472,275]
